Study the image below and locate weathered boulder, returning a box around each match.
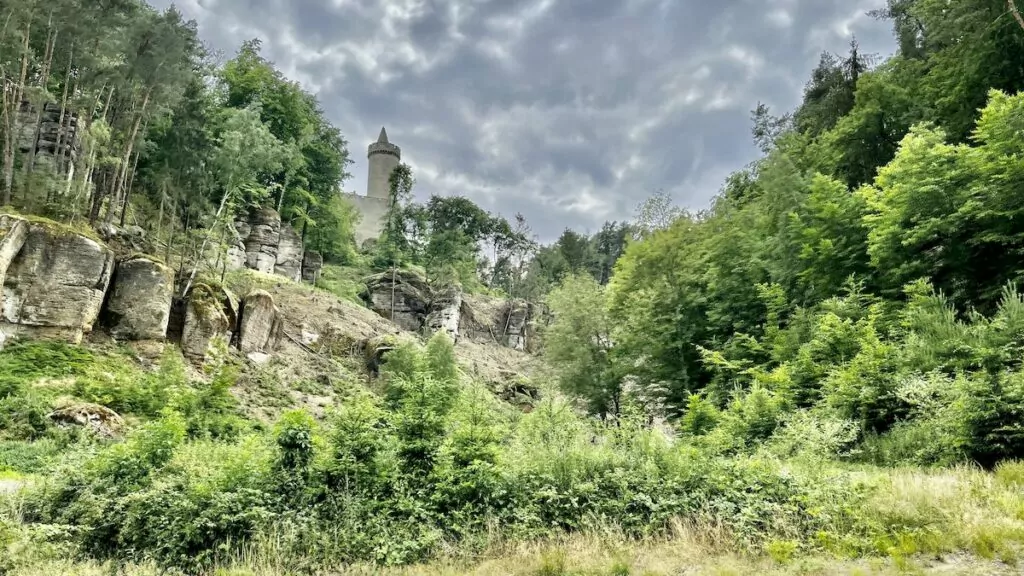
[1,222,113,343]
[103,256,174,340]
[243,207,281,274]
[236,290,283,354]
[301,251,323,284]
[49,402,125,438]
[181,283,231,362]
[426,286,462,340]
[362,270,431,332]
[274,224,303,282]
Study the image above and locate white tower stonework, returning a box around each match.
[367,127,401,200]
[343,127,401,246]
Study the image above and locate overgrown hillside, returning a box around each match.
[4,0,1024,575]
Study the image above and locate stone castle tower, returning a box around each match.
[344,127,401,246]
[367,126,401,200]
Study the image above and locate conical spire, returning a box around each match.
[377,126,389,144]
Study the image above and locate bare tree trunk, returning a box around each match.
[183,181,232,296]
[2,16,32,205]
[1011,0,1024,32]
[52,43,73,185]
[156,174,166,243]
[88,87,115,224]
[119,147,140,226]
[106,89,148,224]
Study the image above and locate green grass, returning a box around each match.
[315,263,372,305]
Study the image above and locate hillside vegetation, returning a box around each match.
[5,0,1024,575]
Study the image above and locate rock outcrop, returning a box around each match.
[362,270,432,332]
[1,221,113,344]
[181,283,232,362]
[229,207,316,284]
[426,286,462,341]
[502,300,534,351]
[17,101,80,171]
[360,271,539,351]
[274,224,304,282]
[236,290,283,354]
[459,295,536,351]
[103,256,174,341]
[224,221,248,272]
[301,251,323,284]
[243,207,281,274]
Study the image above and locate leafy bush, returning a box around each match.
[0,340,95,397]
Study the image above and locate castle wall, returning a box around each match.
[343,193,390,246]
[367,153,400,200]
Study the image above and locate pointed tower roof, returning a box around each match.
[368,125,400,160]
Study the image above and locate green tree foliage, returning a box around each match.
[0,8,356,270]
[544,274,621,418]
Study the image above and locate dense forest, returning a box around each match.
[4,0,1024,574]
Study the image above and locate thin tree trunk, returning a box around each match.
[1,80,11,206]
[52,43,73,183]
[183,182,232,297]
[88,86,115,224]
[2,16,32,205]
[1011,0,1024,32]
[119,147,140,226]
[106,89,148,224]
[156,174,166,246]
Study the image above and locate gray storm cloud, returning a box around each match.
[151,0,894,241]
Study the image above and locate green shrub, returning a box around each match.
[0,391,52,441]
[679,393,720,437]
[170,359,249,440]
[0,340,95,397]
[0,438,62,473]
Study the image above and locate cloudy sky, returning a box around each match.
[150,0,895,242]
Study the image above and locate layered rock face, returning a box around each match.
[301,251,323,283]
[1,221,113,344]
[243,208,281,274]
[503,301,534,351]
[425,286,462,341]
[362,270,432,332]
[459,294,536,352]
[362,272,536,352]
[229,207,313,284]
[274,224,303,281]
[0,211,297,365]
[17,101,80,171]
[103,256,175,341]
